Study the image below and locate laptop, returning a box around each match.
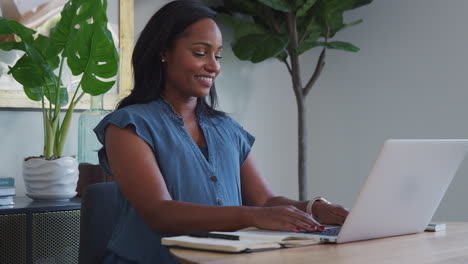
[312,139,468,243]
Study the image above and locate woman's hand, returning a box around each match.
[248,205,325,232]
[312,201,349,225]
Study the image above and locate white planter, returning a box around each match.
[23,157,79,200]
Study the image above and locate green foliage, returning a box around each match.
[233,33,289,63]
[211,0,372,200]
[256,0,291,12]
[0,0,118,158]
[213,0,372,63]
[297,0,318,16]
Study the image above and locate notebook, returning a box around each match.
[162,228,322,253]
[309,139,468,243]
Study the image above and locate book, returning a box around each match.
[161,228,322,253]
[0,177,15,188]
[0,196,14,206]
[0,187,15,197]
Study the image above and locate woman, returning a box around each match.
[95,1,349,263]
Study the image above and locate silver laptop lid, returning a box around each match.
[337,139,468,243]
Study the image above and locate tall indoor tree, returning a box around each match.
[211,0,372,200]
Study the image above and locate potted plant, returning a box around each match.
[0,0,119,200]
[210,0,372,200]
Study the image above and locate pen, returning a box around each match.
[188,232,240,241]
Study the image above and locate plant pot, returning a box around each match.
[23,157,79,200]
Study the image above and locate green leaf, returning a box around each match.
[23,43,58,85]
[23,86,44,101]
[297,0,318,16]
[218,0,264,17]
[275,50,288,62]
[256,0,291,12]
[0,17,35,44]
[33,35,60,70]
[67,22,118,95]
[295,20,322,55]
[316,0,372,37]
[47,0,108,58]
[8,55,44,89]
[295,41,321,55]
[218,13,267,39]
[295,40,359,55]
[216,0,280,34]
[0,41,25,52]
[45,87,69,106]
[232,33,288,63]
[325,41,360,52]
[337,19,363,32]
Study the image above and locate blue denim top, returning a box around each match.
[94,97,255,263]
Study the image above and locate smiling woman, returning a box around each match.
[93,1,348,264]
[162,18,223,101]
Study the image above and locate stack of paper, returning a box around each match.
[162,228,322,253]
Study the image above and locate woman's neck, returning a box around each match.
[161,91,197,120]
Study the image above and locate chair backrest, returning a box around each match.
[78,182,119,264]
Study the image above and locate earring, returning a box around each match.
[161,58,166,62]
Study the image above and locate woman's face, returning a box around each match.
[162,18,223,99]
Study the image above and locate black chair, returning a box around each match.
[78,182,119,264]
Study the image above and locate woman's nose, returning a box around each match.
[205,55,220,74]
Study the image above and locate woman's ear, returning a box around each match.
[161,49,167,63]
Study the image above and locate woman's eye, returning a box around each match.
[215,55,222,60]
[194,52,205,57]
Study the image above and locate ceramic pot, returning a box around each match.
[23,157,79,200]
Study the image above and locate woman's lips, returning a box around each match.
[196,76,213,87]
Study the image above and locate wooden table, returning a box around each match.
[170,222,468,264]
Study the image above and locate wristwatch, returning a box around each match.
[306,196,331,215]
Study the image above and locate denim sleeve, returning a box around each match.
[224,117,255,166]
[93,108,155,176]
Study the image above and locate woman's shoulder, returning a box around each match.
[111,100,160,117]
[94,100,162,134]
[209,114,243,128]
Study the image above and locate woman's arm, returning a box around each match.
[105,124,319,234]
[240,153,349,225]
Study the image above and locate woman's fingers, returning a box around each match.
[279,206,324,232]
[254,206,326,232]
[316,203,349,225]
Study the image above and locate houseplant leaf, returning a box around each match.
[47,0,107,59]
[0,41,25,52]
[8,56,44,92]
[232,33,288,63]
[46,87,69,106]
[222,0,265,16]
[256,0,291,12]
[297,0,318,16]
[218,13,267,39]
[316,0,372,37]
[0,17,35,44]
[219,0,276,31]
[325,41,360,52]
[67,22,118,95]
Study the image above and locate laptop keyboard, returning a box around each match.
[312,226,341,236]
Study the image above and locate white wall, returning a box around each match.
[0,111,79,196]
[1,0,467,221]
[133,0,468,221]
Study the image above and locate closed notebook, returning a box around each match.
[161,228,322,253]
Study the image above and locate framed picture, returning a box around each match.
[0,0,134,110]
